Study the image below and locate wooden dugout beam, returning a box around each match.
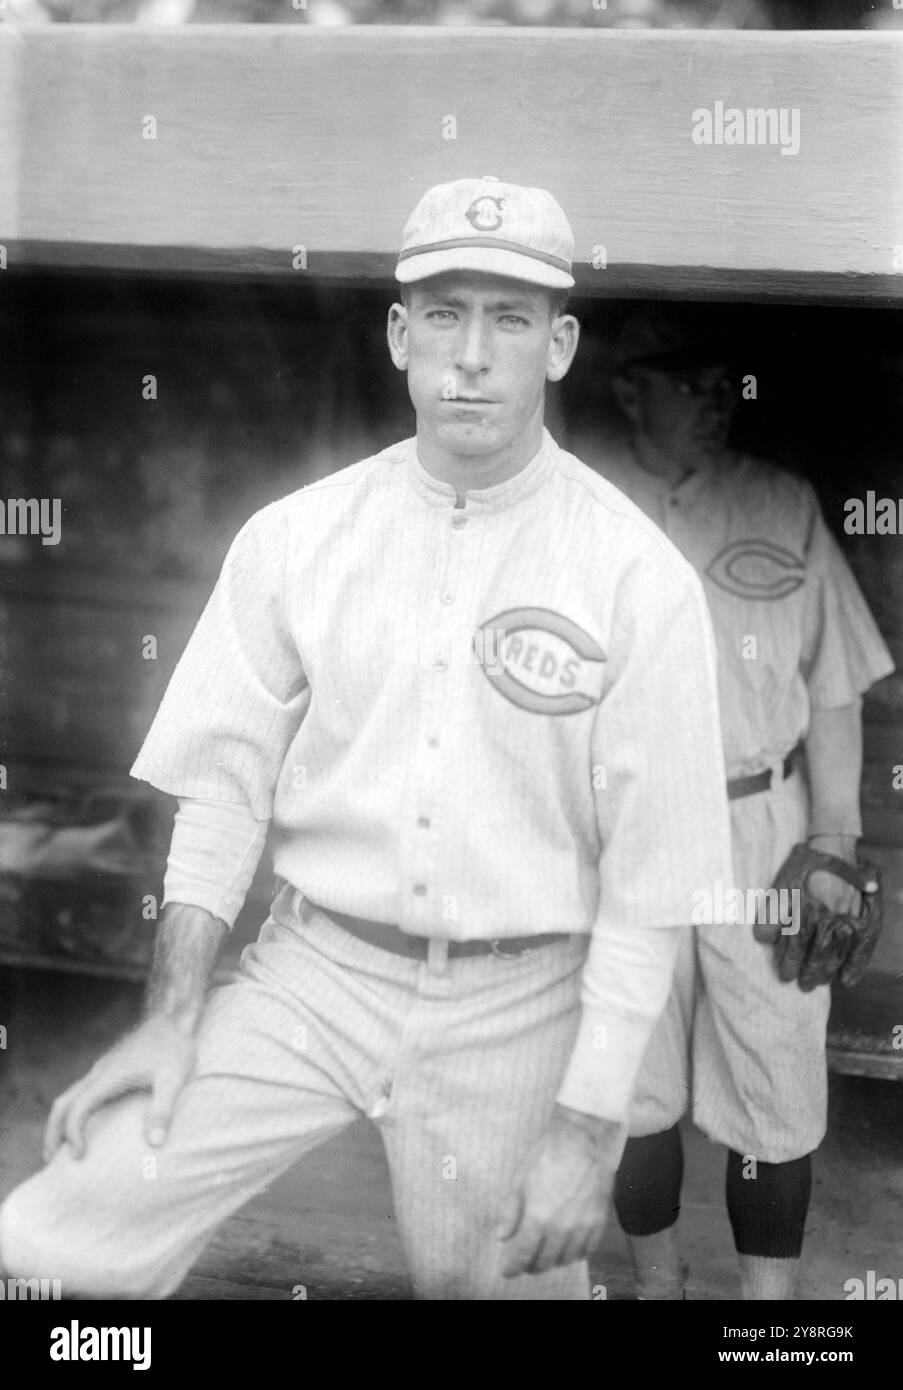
[0,25,901,302]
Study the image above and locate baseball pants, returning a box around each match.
[0,885,592,1301]
[627,767,830,1163]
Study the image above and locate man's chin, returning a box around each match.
[432,419,506,456]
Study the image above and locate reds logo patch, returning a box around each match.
[706,539,805,601]
[474,607,606,716]
[465,195,505,232]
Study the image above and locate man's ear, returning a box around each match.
[546,313,581,384]
[612,372,641,425]
[387,303,409,372]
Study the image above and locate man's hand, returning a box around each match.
[496,1104,622,1278]
[759,838,882,990]
[42,903,226,1165]
[43,1015,197,1162]
[807,833,861,916]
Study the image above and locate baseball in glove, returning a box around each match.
[752,842,883,992]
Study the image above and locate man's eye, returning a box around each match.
[499,315,529,328]
[426,310,456,322]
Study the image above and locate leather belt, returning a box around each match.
[312,903,571,961]
[727,743,804,803]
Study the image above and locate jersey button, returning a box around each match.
[441,592,455,605]
[417,816,431,829]
[452,515,467,530]
[427,735,439,748]
[435,658,448,672]
[413,883,427,896]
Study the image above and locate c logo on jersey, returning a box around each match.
[706,539,805,601]
[474,607,606,716]
[465,195,505,232]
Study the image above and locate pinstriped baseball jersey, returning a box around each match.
[131,428,734,1117]
[587,444,895,778]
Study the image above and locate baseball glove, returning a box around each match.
[752,842,883,992]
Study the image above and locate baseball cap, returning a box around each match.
[395,177,575,291]
[615,304,731,374]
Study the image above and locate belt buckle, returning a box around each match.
[490,938,528,959]
[766,754,786,790]
[783,744,801,780]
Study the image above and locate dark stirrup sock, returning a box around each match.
[614,1124,684,1236]
[725,1149,812,1258]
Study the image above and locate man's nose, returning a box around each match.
[455,315,492,375]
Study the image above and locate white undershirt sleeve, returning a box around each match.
[162,797,269,930]
[556,923,684,1121]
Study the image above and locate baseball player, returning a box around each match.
[0,183,734,1301]
[576,304,894,1301]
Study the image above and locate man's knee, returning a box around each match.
[2,1180,47,1270]
[627,1089,687,1140]
[0,1178,158,1300]
[0,1182,63,1286]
